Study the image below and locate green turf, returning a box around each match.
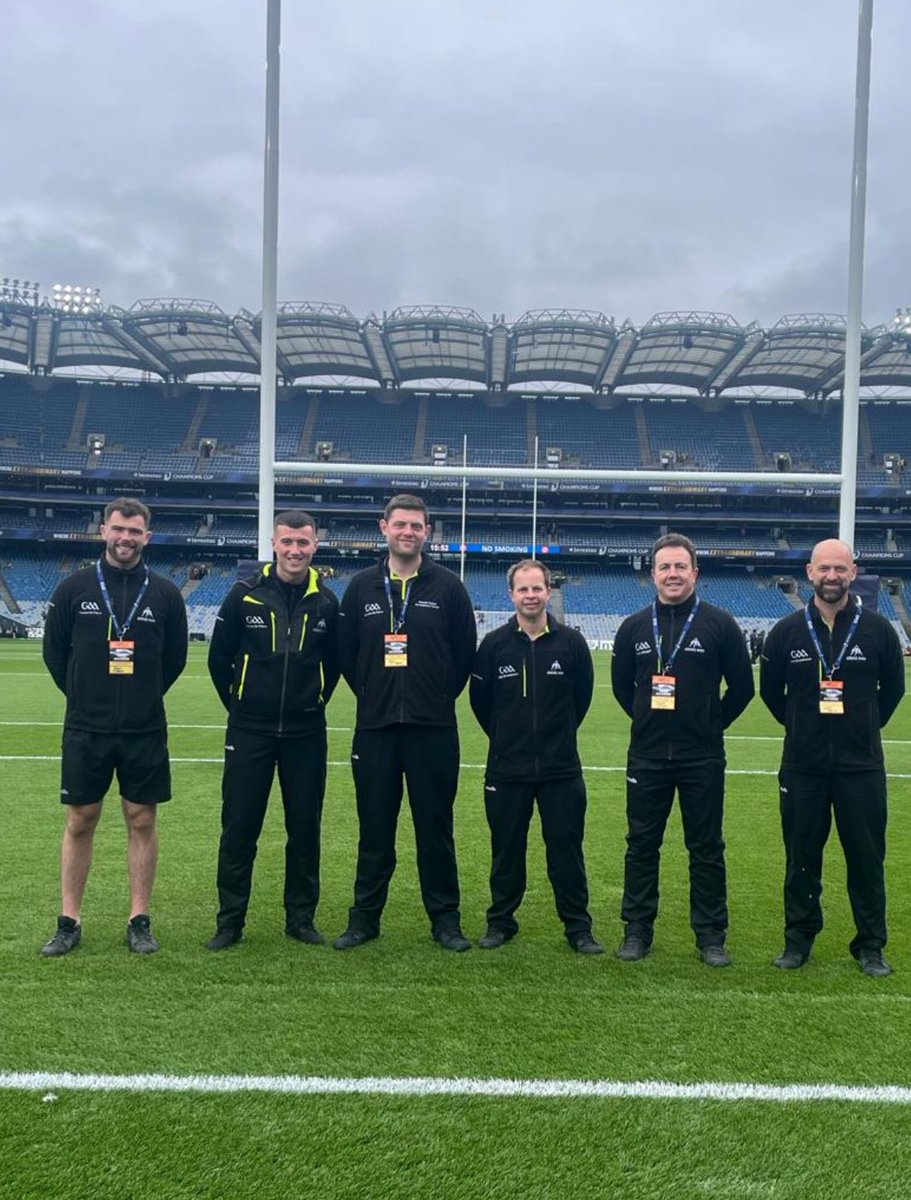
[1,641,910,1198]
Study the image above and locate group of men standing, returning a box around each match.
[38,496,905,978]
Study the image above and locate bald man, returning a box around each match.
[760,539,905,977]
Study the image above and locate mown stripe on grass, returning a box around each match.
[3,754,911,779]
[2,1072,911,1104]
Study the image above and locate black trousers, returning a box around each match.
[621,757,728,947]
[215,725,327,931]
[779,768,887,956]
[347,725,462,933]
[484,776,592,939]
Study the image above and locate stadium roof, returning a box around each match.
[1,298,910,396]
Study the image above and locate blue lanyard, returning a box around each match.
[803,597,862,679]
[96,559,149,640]
[651,596,700,674]
[383,564,415,634]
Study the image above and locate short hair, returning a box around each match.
[651,532,697,569]
[273,509,317,533]
[103,497,151,528]
[507,559,551,590]
[383,493,429,523]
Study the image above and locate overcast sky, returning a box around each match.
[2,1,909,330]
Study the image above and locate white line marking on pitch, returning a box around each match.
[1,1072,910,1105]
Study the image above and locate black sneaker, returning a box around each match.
[857,948,893,978]
[478,927,510,949]
[127,914,160,955]
[285,924,326,946]
[40,916,81,958]
[700,943,732,968]
[433,926,472,952]
[333,927,378,950]
[569,931,605,955]
[616,934,651,962]
[206,927,244,951]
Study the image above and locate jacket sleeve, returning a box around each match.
[876,620,905,728]
[469,636,493,735]
[719,613,754,728]
[610,618,636,718]
[162,585,189,695]
[320,591,342,705]
[336,576,360,694]
[759,623,787,726]
[573,633,595,727]
[42,583,72,695]
[207,589,241,711]
[449,579,478,698]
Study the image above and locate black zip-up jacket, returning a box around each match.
[43,557,188,734]
[470,615,594,782]
[208,563,339,735]
[611,592,754,763]
[759,599,904,772]
[337,554,477,730]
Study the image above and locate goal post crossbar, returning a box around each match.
[273,460,842,487]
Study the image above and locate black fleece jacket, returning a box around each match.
[470,615,594,782]
[760,599,904,772]
[337,554,476,730]
[611,592,754,763]
[43,557,187,733]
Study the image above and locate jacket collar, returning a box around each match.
[654,591,698,617]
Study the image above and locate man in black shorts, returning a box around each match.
[41,498,188,956]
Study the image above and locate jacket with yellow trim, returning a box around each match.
[208,563,340,734]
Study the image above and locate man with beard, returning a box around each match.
[611,533,754,966]
[470,560,601,953]
[41,498,188,956]
[334,494,477,951]
[760,538,904,976]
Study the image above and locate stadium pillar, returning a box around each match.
[839,0,874,547]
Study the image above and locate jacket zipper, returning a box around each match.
[277,606,290,736]
[529,637,539,777]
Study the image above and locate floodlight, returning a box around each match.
[52,281,104,315]
[0,277,40,305]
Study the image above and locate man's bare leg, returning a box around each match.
[61,802,103,920]
[122,798,158,918]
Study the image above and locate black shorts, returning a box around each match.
[60,728,172,807]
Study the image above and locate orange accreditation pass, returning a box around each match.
[384,632,408,668]
[109,640,135,675]
[651,674,676,711]
[818,678,844,715]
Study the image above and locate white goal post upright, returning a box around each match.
[257,0,281,561]
[838,0,874,547]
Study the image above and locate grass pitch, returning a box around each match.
[1,642,910,1198]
